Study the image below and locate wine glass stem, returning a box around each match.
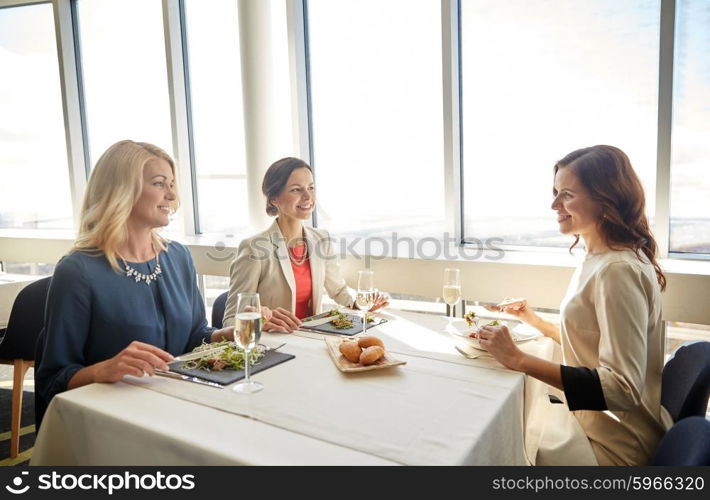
[363,310,367,335]
[244,348,250,384]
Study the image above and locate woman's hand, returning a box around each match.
[485,298,537,325]
[354,291,390,312]
[93,341,174,382]
[476,324,526,371]
[369,291,389,312]
[211,326,235,342]
[263,307,301,333]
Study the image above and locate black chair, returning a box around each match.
[211,291,228,329]
[661,341,710,422]
[652,416,710,465]
[0,276,51,458]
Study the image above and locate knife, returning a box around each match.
[154,370,225,389]
[300,310,340,327]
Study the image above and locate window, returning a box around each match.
[76,0,173,164]
[670,0,710,254]
[183,0,292,236]
[0,3,73,230]
[460,0,660,248]
[184,0,248,235]
[307,0,445,240]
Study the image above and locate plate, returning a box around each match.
[445,320,542,351]
[324,337,406,372]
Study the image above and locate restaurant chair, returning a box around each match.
[652,416,710,466]
[661,341,710,422]
[212,291,228,329]
[0,276,51,458]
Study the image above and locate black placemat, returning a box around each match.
[167,350,295,385]
[302,313,387,336]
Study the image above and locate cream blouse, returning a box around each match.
[559,249,672,465]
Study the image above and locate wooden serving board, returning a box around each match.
[324,337,407,373]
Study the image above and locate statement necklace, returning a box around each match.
[288,244,309,266]
[121,246,162,285]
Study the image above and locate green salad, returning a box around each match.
[182,340,265,372]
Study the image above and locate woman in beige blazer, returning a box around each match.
[223,157,387,332]
[477,145,671,465]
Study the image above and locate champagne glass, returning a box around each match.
[232,292,263,394]
[356,270,375,335]
[443,268,461,328]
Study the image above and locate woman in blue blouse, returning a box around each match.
[36,140,247,403]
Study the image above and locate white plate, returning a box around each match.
[445,320,541,351]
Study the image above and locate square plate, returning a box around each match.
[324,337,406,372]
[446,320,542,351]
[301,312,387,336]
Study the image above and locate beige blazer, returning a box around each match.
[223,220,353,328]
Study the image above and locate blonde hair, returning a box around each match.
[72,140,179,272]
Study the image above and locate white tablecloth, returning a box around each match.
[31,310,555,465]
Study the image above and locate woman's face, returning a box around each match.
[551,167,602,239]
[271,167,315,221]
[129,159,176,229]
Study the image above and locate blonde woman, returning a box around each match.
[223,157,388,332]
[36,140,247,403]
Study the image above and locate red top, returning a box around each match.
[289,244,312,319]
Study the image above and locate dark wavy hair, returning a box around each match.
[554,145,666,291]
[262,157,312,216]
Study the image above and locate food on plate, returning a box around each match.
[338,338,387,365]
[357,335,385,349]
[339,340,363,363]
[182,341,264,371]
[468,319,499,338]
[359,346,385,365]
[464,311,477,326]
[328,310,376,329]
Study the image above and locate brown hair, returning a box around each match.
[262,157,313,216]
[554,145,665,291]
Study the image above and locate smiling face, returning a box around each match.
[551,166,603,241]
[270,167,315,221]
[129,158,176,229]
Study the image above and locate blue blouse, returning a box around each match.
[36,241,215,403]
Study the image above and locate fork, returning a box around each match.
[261,342,286,352]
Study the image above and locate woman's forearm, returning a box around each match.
[529,314,561,343]
[66,364,99,390]
[516,354,563,391]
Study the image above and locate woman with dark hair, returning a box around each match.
[478,145,671,465]
[223,157,388,332]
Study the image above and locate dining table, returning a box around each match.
[30,309,556,466]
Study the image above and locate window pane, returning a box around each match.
[0,3,73,229]
[461,0,660,248]
[308,0,445,239]
[670,0,710,254]
[77,0,173,163]
[184,0,247,235]
[184,0,293,236]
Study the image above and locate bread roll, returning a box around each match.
[339,341,362,363]
[359,345,385,365]
[357,335,385,349]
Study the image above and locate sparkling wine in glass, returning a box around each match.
[443,268,461,327]
[356,270,375,335]
[232,292,263,394]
